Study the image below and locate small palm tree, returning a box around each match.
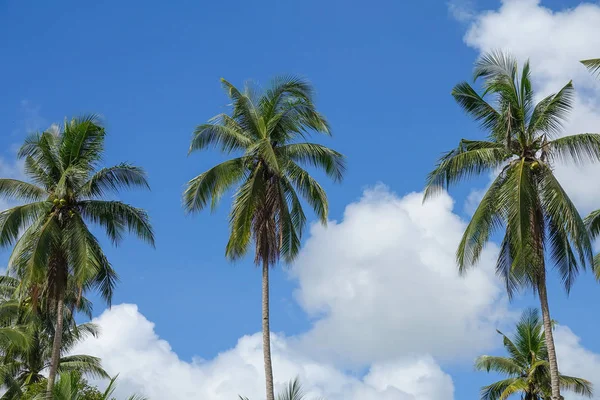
[476,309,592,400]
[184,76,345,400]
[0,116,155,396]
[32,372,147,400]
[0,276,108,400]
[424,51,600,400]
[239,377,322,400]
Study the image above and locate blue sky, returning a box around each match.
[3,0,600,399]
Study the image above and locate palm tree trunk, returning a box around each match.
[46,295,64,398]
[262,259,275,400]
[537,268,561,400]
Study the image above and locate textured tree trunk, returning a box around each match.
[537,268,561,400]
[262,259,275,400]
[46,295,64,398]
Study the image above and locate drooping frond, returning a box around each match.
[283,161,328,224]
[559,375,593,397]
[56,355,109,380]
[581,58,600,76]
[0,202,51,248]
[539,165,592,291]
[475,356,522,376]
[79,163,150,198]
[183,157,248,213]
[277,143,345,182]
[480,377,521,400]
[0,179,46,202]
[451,82,500,132]
[78,200,155,247]
[546,133,600,165]
[190,115,253,154]
[424,140,510,200]
[457,170,508,272]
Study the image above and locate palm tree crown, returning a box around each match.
[425,51,598,293]
[183,76,345,264]
[0,115,155,304]
[476,309,592,400]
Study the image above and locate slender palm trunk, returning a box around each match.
[262,259,275,400]
[537,267,561,400]
[46,295,64,398]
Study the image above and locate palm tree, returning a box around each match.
[239,377,322,400]
[579,59,600,270]
[184,76,345,400]
[476,309,592,400]
[424,51,600,400]
[31,372,147,400]
[0,116,155,396]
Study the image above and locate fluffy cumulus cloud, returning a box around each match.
[73,304,454,400]
[292,186,508,365]
[555,326,600,400]
[72,186,512,399]
[462,0,600,212]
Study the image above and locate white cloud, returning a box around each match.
[291,186,508,365]
[72,186,517,399]
[73,304,454,400]
[462,0,600,213]
[555,326,600,399]
[448,0,476,23]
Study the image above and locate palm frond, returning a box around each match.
[0,180,46,202]
[424,140,510,200]
[80,163,150,198]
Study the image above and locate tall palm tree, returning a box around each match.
[0,116,155,396]
[476,309,592,400]
[184,76,345,400]
[424,51,600,400]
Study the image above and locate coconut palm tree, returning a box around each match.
[579,58,600,270]
[476,309,592,400]
[239,377,322,400]
[31,372,147,400]
[0,276,108,400]
[424,51,600,400]
[0,116,155,396]
[184,76,345,400]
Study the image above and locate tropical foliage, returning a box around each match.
[239,378,322,400]
[424,51,600,400]
[0,116,154,396]
[184,76,345,400]
[476,309,592,400]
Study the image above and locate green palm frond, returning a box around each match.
[0,180,46,202]
[559,375,593,397]
[80,163,149,197]
[547,133,600,165]
[424,140,510,200]
[78,200,155,247]
[581,58,600,76]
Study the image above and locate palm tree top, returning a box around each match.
[184,75,345,264]
[0,115,155,305]
[476,308,592,400]
[423,51,600,293]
